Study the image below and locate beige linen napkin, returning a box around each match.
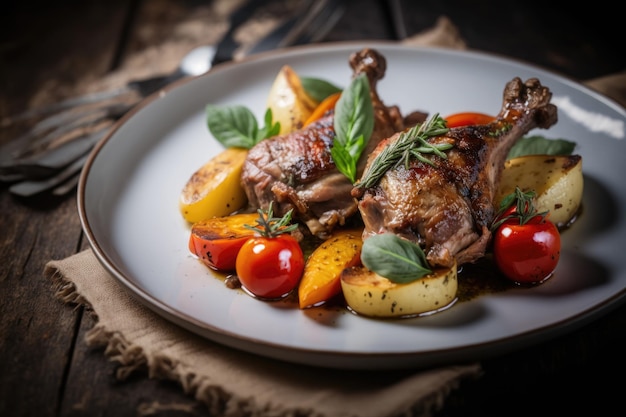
[43,16,625,417]
[47,251,481,417]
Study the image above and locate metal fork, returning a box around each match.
[1,0,268,180]
[3,0,346,197]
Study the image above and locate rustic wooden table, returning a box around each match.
[1,1,624,416]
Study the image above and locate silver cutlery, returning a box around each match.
[4,0,345,197]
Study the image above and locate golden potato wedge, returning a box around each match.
[298,228,363,309]
[179,147,248,223]
[266,65,318,135]
[496,154,583,227]
[340,262,458,318]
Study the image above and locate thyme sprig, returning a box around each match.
[244,202,299,238]
[355,114,451,190]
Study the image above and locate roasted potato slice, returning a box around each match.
[340,262,458,318]
[496,154,583,227]
[266,65,318,135]
[179,147,249,223]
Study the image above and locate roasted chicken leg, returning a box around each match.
[354,77,558,268]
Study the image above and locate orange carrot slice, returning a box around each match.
[303,92,342,127]
[298,228,363,309]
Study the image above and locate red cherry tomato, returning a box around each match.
[444,112,496,128]
[236,234,305,299]
[493,215,561,284]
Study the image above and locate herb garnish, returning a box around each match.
[507,135,576,159]
[361,233,432,283]
[331,73,374,183]
[490,187,548,232]
[205,77,340,150]
[354,114,451,191]
[244,202,299,237]
[300,77,342,102]
[206,105,280,149]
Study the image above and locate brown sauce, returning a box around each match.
[216,254,512,313]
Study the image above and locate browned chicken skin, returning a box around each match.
[240,48,422,239]
[355,77,558,268]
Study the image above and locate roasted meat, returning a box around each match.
[354,77,558,268]
[241,48,424,239]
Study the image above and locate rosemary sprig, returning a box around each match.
[354,114,451,190]
[244,202,299,238]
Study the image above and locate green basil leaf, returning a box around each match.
[507,135,576,159]
[301,77,342,102]
[361,233,432,283]
[347,134,366,157]
[331,145,356,183]
[331,73,374,184]
[206,105,280,149]
[257,108,281,142]
[334,73,374,148]
[206,104,259,149]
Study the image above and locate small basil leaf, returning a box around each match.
[331,145,356,183]
[347,134,365,157]
[301,77,342,102]
[257,108,281,142]
[507,135,576,159]
[331,73,374,184]
[361,233,432,283]
[334,73,374,148]
[206,104,259,149]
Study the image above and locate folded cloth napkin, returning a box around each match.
[43,16,625,417]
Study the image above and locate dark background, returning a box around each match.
[1,0,624,118]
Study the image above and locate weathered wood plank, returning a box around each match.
[0,1,132,416]
[0,191,86,417]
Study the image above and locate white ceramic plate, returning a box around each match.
[78,42,626,370]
